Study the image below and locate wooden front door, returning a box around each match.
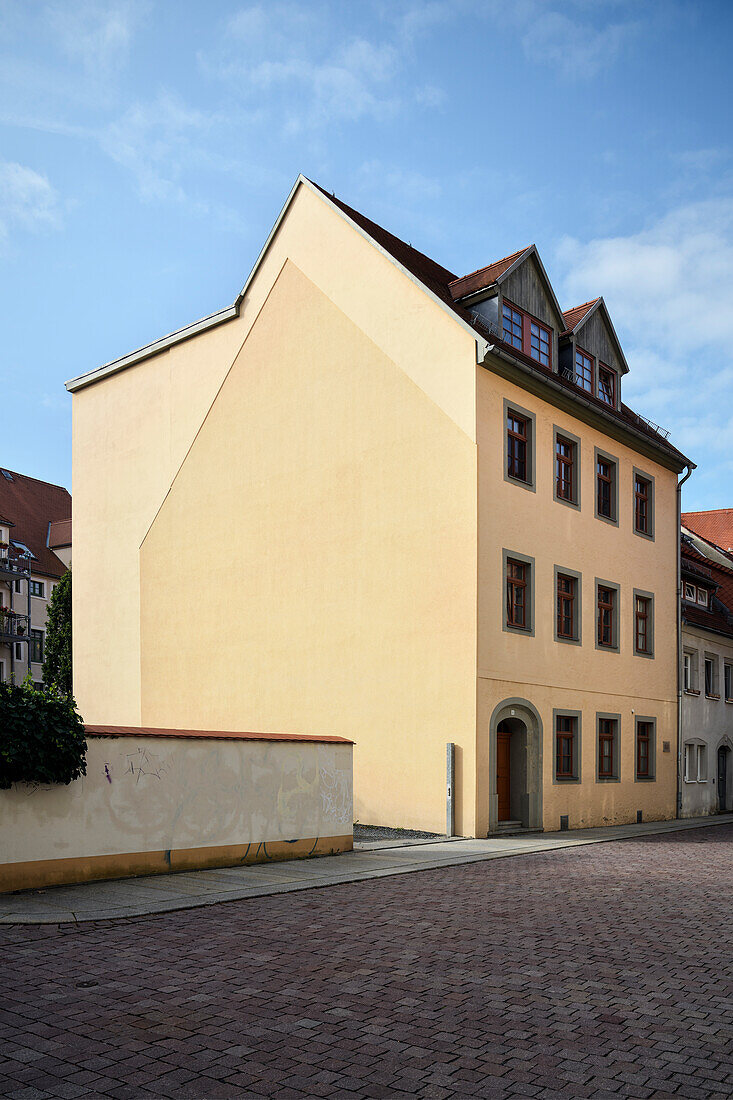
[497,731,511,821]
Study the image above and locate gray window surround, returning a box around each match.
[683,647,699,693]
[503,398,536,493]
[704,653,719,698]
[635,716,657,781]
[596,712,621,782]
[553,425,581,510]
[633,588,655,659]
[632,466,655,542]
[683,739,707,782]
[595,577,621,653]
[554,565,582,646]
[594,446,619,527]
[502,548,536,637]
[553,708,582,784]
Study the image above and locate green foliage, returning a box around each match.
[0,678,87,789]
[43,569,72,696]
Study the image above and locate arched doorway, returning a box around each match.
[489,699,543,833]
[718,744,731,812]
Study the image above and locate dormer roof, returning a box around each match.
[447,248,531,300]
[561,295,629,375]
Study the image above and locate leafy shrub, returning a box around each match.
[43,569,72,696]
[0,678,87,790]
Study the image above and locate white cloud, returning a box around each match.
[520,7,639,78]
[556,196,733,483]
[0,160,61,240]
[45,0,142,79]
[200,2,440,132]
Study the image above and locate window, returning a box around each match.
[507,411,528,482]
[506,559,527,629]
[29,580,45,598]
[14,578,21,593]
[555,436,575,502]
[556,573,577,640]
[14,642,22,661]
[684,581,711,607]
[529,320,551,367]
[685,743,706,782]
[725,664,733,702]
[597,585,616,648]
[597,459,614,519]
[684,653,691,690]
[704,657,718,697]
[634,593,653,657]
[634,475,652,536]
[697,588,709,607]
[683,582,696,601]
[555,715,577,780]
[598,717,618,780]
[636,720,655,780]
[501,300,553,367]
[575,349,593,392]
[502,302,523,349]
[598,365,615,406]
[30,629,43,664]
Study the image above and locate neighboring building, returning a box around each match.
[679,527,733,817]
[0,470,71,686]
[682,509,733,554]
[67,176,691,836]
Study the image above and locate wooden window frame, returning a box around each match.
[704,656,718,698]
[503,549,535,636]
[594,448,618,526]
[633,590,654,658]
[556,573,576,640]
[635,718,656,781]
[725,663,733,703]
[683,582,696,602]
[555,436,575,503]
[501,298,554,369]
[632,468,655,540]
[597,459,613,519]
[507,411,528,483]
[503,400,536,492]
[553,710,581,782]
[29,580,45,598]
[29,628,43,664]
[597,584,616,649]
[697,588,709,607]
[597,715,619,781]
[575,347,594,393]
[553,427,581,510]
[598,364,616,407]
[506,558,527,630]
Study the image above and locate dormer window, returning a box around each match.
[683,581,712,607]
[575,349,593,393]
[502,302,523,349]
[698,588,709,607]
[530,321,551,366]
[501,300,552,367]
[598,365,615,407]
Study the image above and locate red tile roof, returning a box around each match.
[85,725,353,744]
[48,518,72,549]
[310,181,689,468]
[681,539,733,638]
[682,509,733,551]
[562,299,600,335]
[447,248,531,301]
[0,469,71,578]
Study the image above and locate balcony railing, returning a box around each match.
[0,547,32,577]
[0,611,29,640]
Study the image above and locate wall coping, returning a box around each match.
[85,725,354,745]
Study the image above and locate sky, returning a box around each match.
[1,0,732,509]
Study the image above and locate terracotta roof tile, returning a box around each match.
[682,509,733,551]
[447,248,531,301]
[562,299,600,335]
[0,469,71,578]
[681,541,733,638]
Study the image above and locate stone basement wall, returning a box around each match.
[0,727,353,892]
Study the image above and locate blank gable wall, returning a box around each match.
[138,260,478,834]
[72,182,478,738]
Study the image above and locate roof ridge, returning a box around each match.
[563,297,601,315]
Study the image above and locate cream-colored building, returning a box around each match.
[68,176,691,836]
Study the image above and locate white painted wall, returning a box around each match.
[681,624,733,816]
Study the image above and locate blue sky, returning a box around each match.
[1,0,732,508]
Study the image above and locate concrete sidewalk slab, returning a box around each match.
[2,814,731,925]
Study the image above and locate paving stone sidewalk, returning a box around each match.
[3,814,732,925]
[1,822,732,1098]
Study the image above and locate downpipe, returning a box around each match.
[676,462,695,818]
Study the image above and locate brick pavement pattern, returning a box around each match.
[2,824,732,1099]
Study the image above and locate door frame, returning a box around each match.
[717,737,732,812]
[488,698,543,834]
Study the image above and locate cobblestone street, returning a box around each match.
[2,824,732,1099]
